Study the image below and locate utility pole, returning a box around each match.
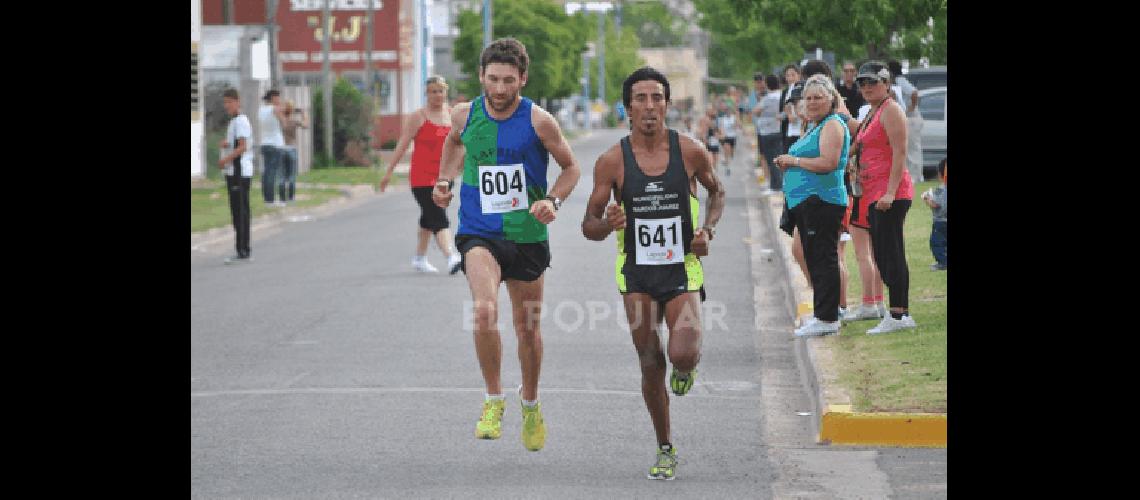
[365,2,375,153]
[322,0,333,162]
[266,0,278,88]
[482,0,492,48]
[597,10,605,106]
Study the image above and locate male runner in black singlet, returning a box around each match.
[582,67,725,481]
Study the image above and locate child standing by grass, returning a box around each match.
[921,158,947,270]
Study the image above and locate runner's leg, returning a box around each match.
[465,248,503,395]
[623,294,670,445]
[506,276,545,401]
[663,292,702,373]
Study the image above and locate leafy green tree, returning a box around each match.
[620,1,686,48]
[453,0,587,101]
[311,76,373,167]
[572,10,647,104]
[693,0,946,78]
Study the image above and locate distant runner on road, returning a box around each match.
[582,67,726,480]
[432,37,582,452]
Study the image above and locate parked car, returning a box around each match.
[904,66,947,91]
[917,86,946,179]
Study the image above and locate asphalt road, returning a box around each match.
[192,127,946,499]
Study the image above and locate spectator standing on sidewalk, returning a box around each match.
[853,61,917,335]
[755,75,784,193]
[379,75,464,274]
[780,64,803,153]
[218,88,254,264]
[278,100,308,204]
[889,60,924,182]
[774,74,851,337]
[259,89,288,207]
[922,158,947,270]
[836,61,865,120]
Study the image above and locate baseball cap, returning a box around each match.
[856,61,891,83]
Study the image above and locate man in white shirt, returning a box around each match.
[889,60,924,182]
[219,88,255,264]
[259,89,288,206]
[754,75,785,192]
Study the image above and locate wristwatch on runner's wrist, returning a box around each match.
[545,195,562,211]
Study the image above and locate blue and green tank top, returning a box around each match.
[457,96,550,242]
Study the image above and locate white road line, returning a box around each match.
[191,385,761,401]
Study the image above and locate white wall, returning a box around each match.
[191,0,204,178]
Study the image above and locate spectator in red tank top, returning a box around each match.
[379,76,464,275]
[851,61,917,335]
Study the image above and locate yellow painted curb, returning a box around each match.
[819,405,946,447]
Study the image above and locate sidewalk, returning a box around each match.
[741,134,947,448]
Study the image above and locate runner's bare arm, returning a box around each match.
[532,106,581,202]
[529,106,582,224]
[682,134,726,232]
[432,102,471,208]
[582,145,624,241]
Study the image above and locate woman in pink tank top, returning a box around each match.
[379,76,463,275]
[851,61,917,334]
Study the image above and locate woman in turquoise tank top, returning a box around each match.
[773,74,851,337]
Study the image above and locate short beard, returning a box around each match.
[487,93,518,113]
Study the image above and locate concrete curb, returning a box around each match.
[743,135,946,448]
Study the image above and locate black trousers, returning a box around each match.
[226,175,252,257]
[868,198,911,310]
[790,196,846,322]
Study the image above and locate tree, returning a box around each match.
[453,0,587,101]
[693,0,947,77]
[621,1,686,48]
[311,76,373,167]
[570,10,647,104]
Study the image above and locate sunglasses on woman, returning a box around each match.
[856,78,882,87]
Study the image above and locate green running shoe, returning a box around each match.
[648,444,677,480]
[475,399,505,439]
[670,368,697,396]
[520,402,546,451]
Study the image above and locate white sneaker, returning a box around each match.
[795,319,840,337]
[448,254,463,275]
[876,302,888,317]
[900,314,917,328]
[867,316,916,335]
[845,304,882,321]
[412,257,439,273]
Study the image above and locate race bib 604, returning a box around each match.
[478,164,527,214]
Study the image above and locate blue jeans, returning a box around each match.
[930,219,947,267]
[260,145,283,203]
[759,133,784,190]
[279,147,298,202]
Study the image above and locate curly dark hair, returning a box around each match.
[480,37,529,75]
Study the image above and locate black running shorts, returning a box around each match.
[456,235,550,282]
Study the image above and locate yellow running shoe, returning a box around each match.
[475,399,505,439]
[648,444,677,480]
[520,402,546,451]
[670,368,697,396]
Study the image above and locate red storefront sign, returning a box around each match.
[275,0,403,73]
